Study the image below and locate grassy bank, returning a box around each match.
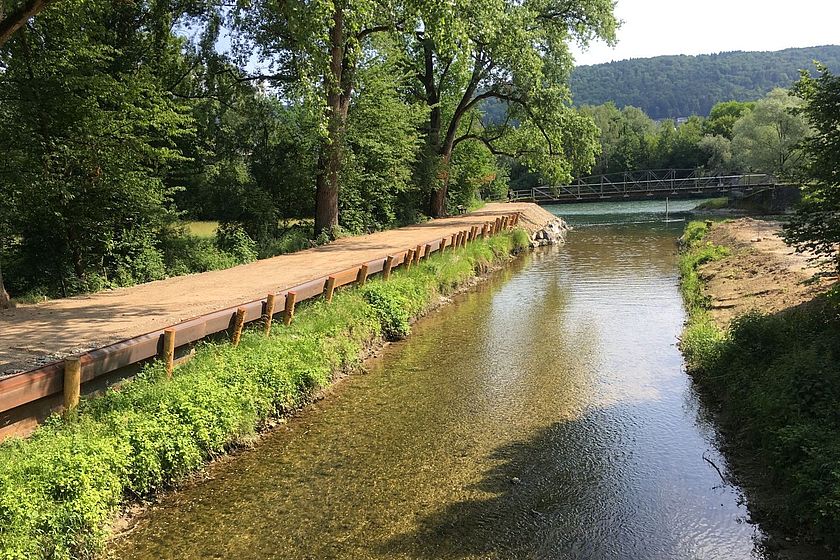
[0,230,529,559]
[679,221,840,544]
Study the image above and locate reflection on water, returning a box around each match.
[115,201,771,559]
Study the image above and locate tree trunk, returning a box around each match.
[314,5,346,238]
[0,261,11,309]
[0,0,54,47]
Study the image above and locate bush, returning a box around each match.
[215,223,258,263]
[257,226,313,259]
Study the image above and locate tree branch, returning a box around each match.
[0,0,57,46]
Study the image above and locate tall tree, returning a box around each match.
[235,0,403,236]
[411,0,617,216]
[731,88,809,179]
[0,0,193,295]
[785,65,840,273]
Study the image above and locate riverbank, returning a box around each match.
[0,203,556,375]
[679,219,840,552]
[0,230,534,560]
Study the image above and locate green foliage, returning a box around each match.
[678,219,840,543]
[340,38,428,233]
[731,89,809,179]
[785,65,840,273]
[689,302,840,542]
[0,232,522,558]
[0,0,193,297]
[703,101,755,139]
[214,223,258,263]
[571,46,840,119]
[410,0,618,213]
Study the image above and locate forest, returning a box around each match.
[571,45,840,119]
[566,89,810,180]
[0,0,617,304]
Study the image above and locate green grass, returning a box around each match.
[183,221,219,238]
[0,229,528,560]
[678,221,840,545]
[694,197,729,210]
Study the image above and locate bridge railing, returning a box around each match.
[511,171,780,203]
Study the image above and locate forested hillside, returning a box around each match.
[571,46,840,118]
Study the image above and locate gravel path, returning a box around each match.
[0,203,556,374]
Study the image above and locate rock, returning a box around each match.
[510,477,521,485]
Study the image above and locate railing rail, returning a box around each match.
[512,171,786,203]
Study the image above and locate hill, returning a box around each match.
[571,45,840,119]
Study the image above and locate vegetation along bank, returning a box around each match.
[0,228,533,559]
[678,219,840,547]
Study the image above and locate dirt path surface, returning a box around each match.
[700,218,837,327]
[0,203,556,374]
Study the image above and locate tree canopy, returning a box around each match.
[0,0,618,303]
[785,65,840,272]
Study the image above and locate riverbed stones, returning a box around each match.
[530,217,569,248]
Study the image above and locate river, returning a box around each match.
[114,200,770,559]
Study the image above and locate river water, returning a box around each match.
[115,200,770,559]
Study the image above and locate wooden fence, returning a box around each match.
[0,213,521,439]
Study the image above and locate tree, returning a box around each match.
[0,0,194,295]
[703,100,754,139]
[234,0,403,237]
[731,88,809,178]
[784,65,840,273]
[411,0,617,216]
[698,134,735,175]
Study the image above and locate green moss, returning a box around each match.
[0,231,523,559]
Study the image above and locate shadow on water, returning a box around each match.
[379,403,766,560]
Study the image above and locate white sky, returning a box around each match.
[571,0,840,66]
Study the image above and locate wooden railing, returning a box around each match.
[0,213,522,439]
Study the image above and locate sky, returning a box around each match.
[571,0,840,66]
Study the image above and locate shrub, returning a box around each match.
[215,223,258,263]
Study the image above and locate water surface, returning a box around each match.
[115,200,769,559]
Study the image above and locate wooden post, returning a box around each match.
[283,291,297,326]
[405,249,414,271]
[63,356,81,411]
[263,294,276,336]
[482,223,489,239]
[325,276,337,302]
[357,264,369,287]
[450,234,457,251]
[512,212,520,226]
[163,328,176,378]
[383,256,395,280]
[424,244,432,259]
[501,216,509,230]
[461,230,468,247]
[232,307,246,347]
[414,245,423,264]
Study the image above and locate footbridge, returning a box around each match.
[511,169,787,204]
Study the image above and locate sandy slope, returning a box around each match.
[699,218,837,327]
